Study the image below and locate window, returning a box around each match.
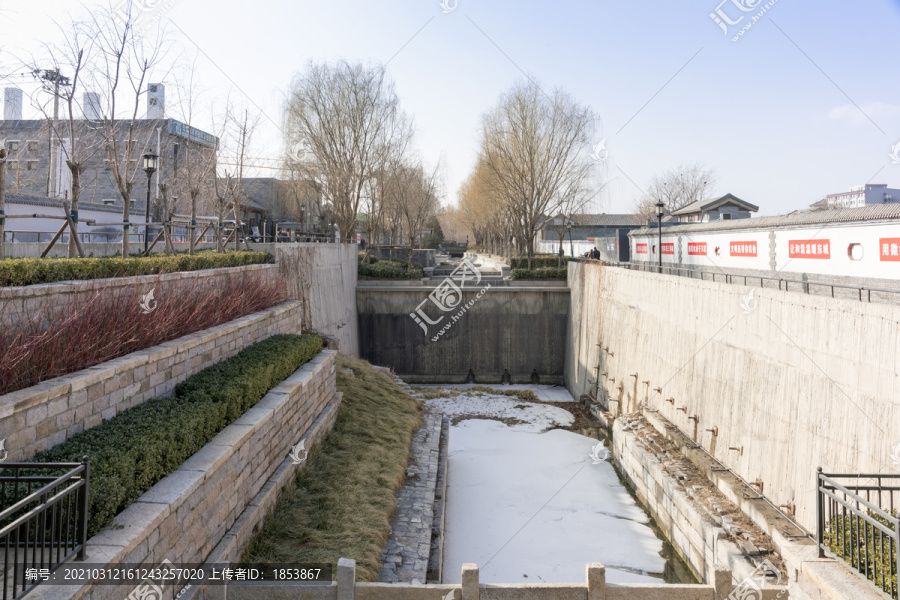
[25,160,38,171]
[26,141,38,152]
[847,243,863,261]
[722,213,732,220]
[6,140,19,152]
[102,199,116,206]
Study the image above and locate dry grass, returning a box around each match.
[240,355,421,581]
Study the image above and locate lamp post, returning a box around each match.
[142,152,158,255]
[655,201,664,273]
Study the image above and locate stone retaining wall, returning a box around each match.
[0,301,302,462]
[0,263,277,322]
[30,350,339,600]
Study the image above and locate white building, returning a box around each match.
[817,184,900,209]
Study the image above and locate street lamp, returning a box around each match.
[655,201,665,272]
[142,152,158,255]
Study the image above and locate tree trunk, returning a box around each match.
[0,150,6,260]
[68,163,82,259]
[189,190,198,256]
[121,185,131,259]
[233,203,240,252]
[216,207,224,253]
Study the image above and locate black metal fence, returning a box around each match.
[0,458,90,600]
[816,469,899,598]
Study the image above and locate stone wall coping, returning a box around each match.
[0,263,277,299]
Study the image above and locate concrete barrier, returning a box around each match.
[357,284,569,383]
[565,260,900,555]
[219,559,738,600]
[276,243,359,356]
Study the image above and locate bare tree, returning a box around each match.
[478,79,596,268]
[169,59,219,254]
[89,3,169,258]
[27,19,98,258]
[634,161,716,221]
[388,162,440,267]
[285,60,413,242]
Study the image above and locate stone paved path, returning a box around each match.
[377,375,446,584]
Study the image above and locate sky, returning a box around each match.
[2,0,900,216]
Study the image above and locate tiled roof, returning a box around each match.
[545,213,641,227]
[670,193,759,215]
[632,203,900,234]
[5,193,137,213]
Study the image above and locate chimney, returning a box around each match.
[4,88,23,120]
[83,92,103,120]
[147,83,165,118]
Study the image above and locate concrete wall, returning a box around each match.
[0,302,302,462]
[276,243,359,356]
[565,261,900,534]
[32,351,340,600]
[357,284,569,383]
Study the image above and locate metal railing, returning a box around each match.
[2,231,223,244]
[604,260,900,305]
[3,230,344,245]
[816,469,899,598]
[0,458,90,600]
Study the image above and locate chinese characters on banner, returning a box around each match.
[729,241,757,257]
[880,238,900,261]
[661,242,675,255]
[789,239,830,259]
[635,243,648,254]
[687,242,707,256]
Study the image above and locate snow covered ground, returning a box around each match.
[420,385,669,585]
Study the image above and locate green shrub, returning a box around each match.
[507,255,575,269]
[30,334,323,538]
[358,259,423,279]
[0,251,274,287]
[510,267,568,280]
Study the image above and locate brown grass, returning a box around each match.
[240,355,421,581]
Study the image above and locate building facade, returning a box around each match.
[0,114,217,219]
[669,193,758,223]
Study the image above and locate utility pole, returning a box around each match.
[33,69,71,197]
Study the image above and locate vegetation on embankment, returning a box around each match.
[241,354,422,581]
[28,334,323,538]
[0,251,274,287]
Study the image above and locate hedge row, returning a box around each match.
[31,334,323,538]
[0,251,274,287]
[507,256,575,269]
[510,267,568,280]
[358,259,423,280]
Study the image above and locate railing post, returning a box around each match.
[587,562,606,600]
[78,456,89,560]
[817,467,825,558]
[337,558,356,600]
[461,563,480,600]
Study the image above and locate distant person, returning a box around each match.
[591,248,600,260]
